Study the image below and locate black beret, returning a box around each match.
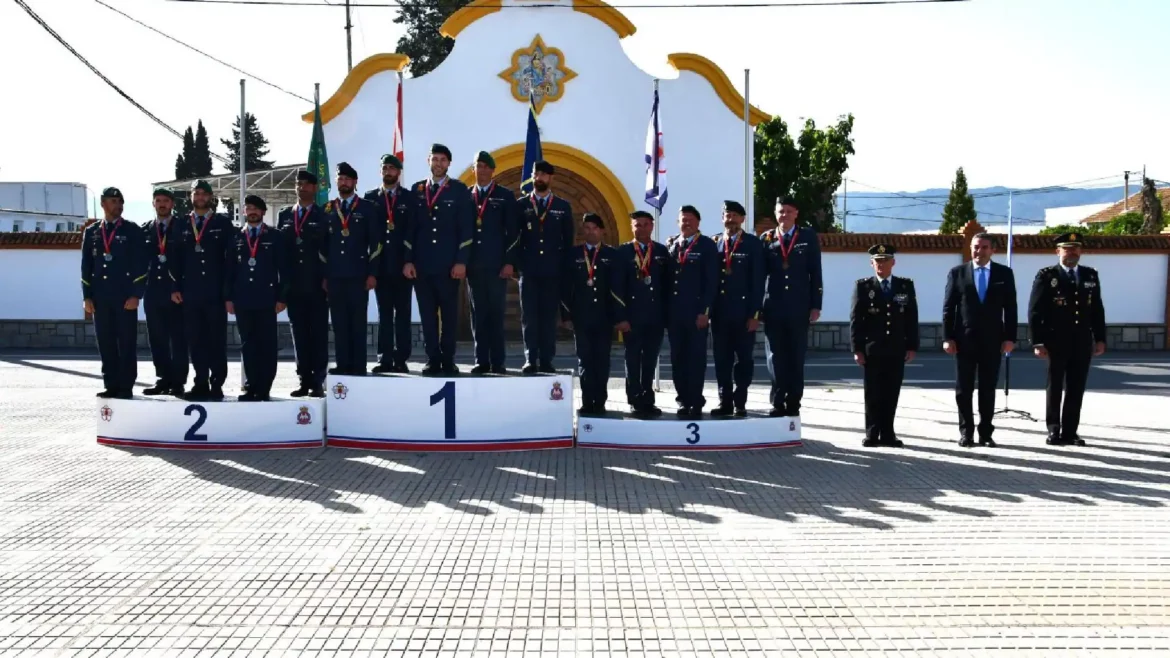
[380,154,403,169]
[534,160,555,175]
[723,200,746,216]
[152,187,174,200]
[244,194,267,212]
[629,210,654,221]
[868,244,896,259]
[581,212,604,229]
[476,150,496,169]
[431,143,452,159]
[1054,232,1083,247]
[101,186,123,201]
[191,179,213,195]
[776,195,798,207]
[679,204,701,220]
[297,170,318,184]
[336,162,358,179]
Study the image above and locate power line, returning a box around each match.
[13,0,230,164]
[93,0,311,103]
[164,0,969,9]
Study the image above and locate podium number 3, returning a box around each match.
[686,422,700,444]
[430,382,456,439]
[184,404,208,441]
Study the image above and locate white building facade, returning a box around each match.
[0,182,88,233]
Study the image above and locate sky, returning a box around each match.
[2,0,1168,220]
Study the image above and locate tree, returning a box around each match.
[1039,213,1142,236]
[393,0,471,77]
[753,114,855,233]
[174,126,195,179]
[220,112,274,174]
[939,167,977,234]
[191,120,214,178]
[1140,177,1165,234]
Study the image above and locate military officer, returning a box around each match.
[82,187,146,399]
[666,205,718,419]
[141,187,187,397]
[403,143,474,375]
[324,161,384,376]
[516,160,575,374]
[561,213,620,415]
[277,170,329,397]
[169,179,233,401]
[710,201,765,417]
[1028,232,1106,446]
[762,195,824,417]
[850,244,919,447]
[466,150,519,374]
[614,210,671,417]
[365,153,418,374]
[225,195,290,401]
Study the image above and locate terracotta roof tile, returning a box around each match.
[1082,188,1170,224]
[0,231,84,248]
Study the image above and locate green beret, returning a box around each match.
[191,179,213,195]
[152,188,174,200]
[534,160,554,175]
[630,210,654,221]
[244,194,267,212]
[476,150,496,169]
[101,187,124,201]
[723,200,746,216]
[336,162,358,179]
[380,154,403,169]
[431,143,452,159]
[582,212,604,229]
[776,194,798,207]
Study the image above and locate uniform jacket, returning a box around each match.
[561,243,620,327]
[1027,264,1106,349]
[276,203,328,295]
[516,193,574,277]
[850,275,920,355]
[168,211,234,305]
[225,224,292,310]
[942,260,1018,348]
[323,195,385,279]
[612,240,672,327]
[666,233,719,324]
[141,216,178,305]
[467,182,519,273]
[405,177,474,276]
[762,225,824,318]
[363,184,418,278]
[81,218,147,304]
[713,231,766,323]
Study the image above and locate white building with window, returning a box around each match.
[0,182,89,233]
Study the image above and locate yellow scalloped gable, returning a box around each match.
[441,0,636,40]
[299,54,410,124]
[667,53,771,126]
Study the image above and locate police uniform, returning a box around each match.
[324,162,385,376]
[666,229,718,418]
[406,144,474,374]
[169,179,233,401]
[614,218,671,416]
[364,154,418,374]
[762,201,824,416]
[81,187,146,399]
[711,202,765,415]
[277,171,330,396]
[226,196,291,401]
[516,160,575,373]
[849,244,919,447]
[1027,232,1106,446]
[466,151,519,374]
[562,214,620,415]
[141,188,187,397]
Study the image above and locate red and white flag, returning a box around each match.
[392,74,404,165]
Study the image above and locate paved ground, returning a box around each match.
[1,353,1169,656]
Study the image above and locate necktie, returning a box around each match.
[1068,267,1077,285]
[250,227,257,239]
[881,279,891,297]
[976,266,987,302]
[196,216,204,231]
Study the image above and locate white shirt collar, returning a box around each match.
[876,274,891,284]
[430,176,448,187]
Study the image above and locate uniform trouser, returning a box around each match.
[1045,343,1092,439]
[519,275,559,366]
[328,277,368,373]
[575,323,612,407]
[375,274,414,365]
[237,308,277,396]
[144,296,187,387]
[93,302,138,392]
[668,319,709,409]
[764,314,810,413]
[184,301,227,388]
[415,275,459,364]
[287,289,329,388]
[624,323,664,407]
[468,271,507,368]
[955,344,1002,439]
[863,350,906,441]
[713,318,755,408]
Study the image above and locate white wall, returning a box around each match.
[0,251,86,320]
[820,253,963,323]
[1004,253,1167,324]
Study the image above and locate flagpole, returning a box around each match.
[744,69,752,233]
[996,190,1034,421]
[652,78,662,392]
[239,78,247,390]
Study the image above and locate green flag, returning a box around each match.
[308,96,331,207]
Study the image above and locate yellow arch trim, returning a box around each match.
[457,141,636,244]
[667,53,771,126]
[441,0,636,40]
[300,54,410,124]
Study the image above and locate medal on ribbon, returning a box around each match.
[335,198,354,237]
[473,183,495,228]
[633,240,653,285]
[676,235,698,266]
[530,194,554,231]
[425,180,448,217]
[190,212,207,252]
[584,244,600,288]
[245,225,263,267]
[778,227,796,270]
[100,219,121,262]
[382,189,397,231]
[293,205,310,245]
[722,232,741,274]
[156,221,167,263]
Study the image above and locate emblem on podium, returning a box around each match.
[296,406,313,425]
[550,381,564,401]
[332,383,349,400]
[100,405,113,422]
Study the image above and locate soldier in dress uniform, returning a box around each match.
[516,160,575,374]
[225,196,290,401]
[277,170,329,397]
[1028,232,1106,446]
[403,143,473,375]
[169,179,233,401]
[141,187,187,397]
[710,201,765,417]
[762,195,823,417]
[561,213,620,416]
[365,154,417,374]
[666,205,718,419]
[82,187,146,399]
[614,210,671,417]
[324,161,384,376]
[850,244,919,447]
[466,150,518,375]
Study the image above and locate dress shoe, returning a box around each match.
[881,438,904,448]
[645,405,663,417]
[577,405,592,416]
[491,366,508,375]
[675,407,692,419]
[710,404,734,417]
[208,387,224,401]
[393,362,410,374]
[768,407,786,417]
[959,436,975,448]
[442,362,458,375]
[539,363,556,374]
[978,437,997,448]
[521,363,539,375]
[291,385,310,398]
[422,362,442,375]
[170,385,186,398]
[733,407,747,418]
[238,392,259,402]
[470,364,490,375]
[592,404,606,416]
[96,389,116,398]
[862,437,880,447]
[371,363,394,374]
[113,390,133,400]
[309,386,326,398]
[185,385,210,401]
[1045,435,1068,446]
[327,367,343,375]
[1064,435,1086,447]
[349,368,367,377]
[143,382,170,396]
[255,392,271,401]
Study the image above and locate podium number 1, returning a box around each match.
[430,382,456,439]
[184,404,208,441]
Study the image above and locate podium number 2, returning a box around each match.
[685,422,701,444]
[430,382,456,439]
[184,404,208,441]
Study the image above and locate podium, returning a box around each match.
[96,397,326,450]
[326,374,575,451]
[576,412,802,450]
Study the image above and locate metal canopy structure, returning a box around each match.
[151,164,306,223]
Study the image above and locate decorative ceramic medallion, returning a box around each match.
[499,34,577,113]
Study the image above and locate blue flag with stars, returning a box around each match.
[520,93,543,195]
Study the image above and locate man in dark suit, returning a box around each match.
[942,232,1018,447]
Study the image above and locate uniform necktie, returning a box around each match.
[250,227,258,239]
[1067,267,1077,285]
[976,266,987,302]
[196,215,204,230]
[881,279,891,297]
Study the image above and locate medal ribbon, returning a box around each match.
[530,193,554,229]
[382,189,397,228]
[101,219,121,256]
[676,234,698,266]
[425,180,448,212]
[584,244,600,284]
[335,198,356,233]
[633,241,653,280]
[723,232,741,272]
[189,212,208,247]
[245,224,263,262]
[473,183,495,225]
[778,226,797,263]
[294,205,311,240]
[155,221,168,256]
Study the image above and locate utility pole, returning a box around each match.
[842,178,848,231]
[1124,170,1131,212]
[345,0,353,72]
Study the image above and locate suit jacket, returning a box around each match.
[849,276,919,356]
[1028,263,1106,350]
[942,260,1018,349]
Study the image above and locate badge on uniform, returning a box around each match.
[1051,278,1058,287]
[868,290,875,299]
